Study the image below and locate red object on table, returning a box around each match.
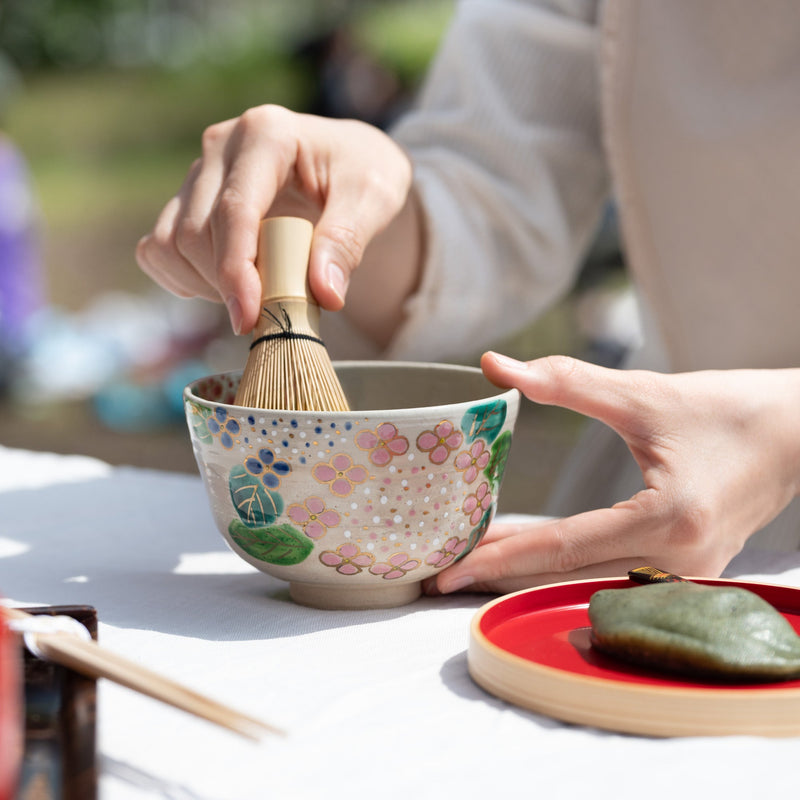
[469,576,800,737]
[0,604,22,800]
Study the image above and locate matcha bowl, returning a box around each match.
[184,361,519,609]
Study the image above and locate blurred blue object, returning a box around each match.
[93,381,176,432]
[163,359,209,418]
[93,359,210,432]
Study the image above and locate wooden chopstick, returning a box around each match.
[2,606,284,741]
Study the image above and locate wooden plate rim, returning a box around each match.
[467,576,800,736]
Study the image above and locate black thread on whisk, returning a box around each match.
[250,331,326,349]
[249,305,327,350]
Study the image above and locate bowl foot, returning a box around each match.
[289,580,422,610]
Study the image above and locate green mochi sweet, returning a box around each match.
[588,581,800,681]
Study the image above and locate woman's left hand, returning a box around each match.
[424,352,800,596]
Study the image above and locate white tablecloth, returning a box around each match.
[2,445,800,799]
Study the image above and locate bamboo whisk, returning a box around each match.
[234,216,350,411]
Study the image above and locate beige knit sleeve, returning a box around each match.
[387,0,610,361]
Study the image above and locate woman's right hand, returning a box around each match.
[136,105,415,336]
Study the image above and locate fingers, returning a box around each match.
[423,485,740,597]
[448,508,648,584]
[178,121,233,281]
[207,107,299,332]
[423,501,670,596]
[423,557,651,596]
[137,196,219,302]
[306,119,413,310]
[136,116,258,326]
[480,352,670,440]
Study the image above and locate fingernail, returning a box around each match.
[226,296,243,335]
[326,262,348,304]
[440,575,475,594]
[487,352,527,370]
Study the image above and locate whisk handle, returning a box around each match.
[257,216,315,303]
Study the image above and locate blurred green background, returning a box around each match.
[1,0,454,310]
[0,0,631,511]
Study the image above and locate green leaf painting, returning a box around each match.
[460,400,507,445]
[484,430,512,490]
[187,401,214,444]
[229,465,283,527]
[228,520,313,565]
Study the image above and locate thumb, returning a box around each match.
[309,184,409,311]
[306,140,413,311]
[307,211,365,311]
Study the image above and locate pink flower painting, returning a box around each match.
[463,481,492,526]
[287,496,341,540]
[312,454,369,497]
[369,553,421,580]
[356,422,409,466]
[416,420,463,465]
[319,543,375,575]
[425,536,468,569]
[454,440,490,484]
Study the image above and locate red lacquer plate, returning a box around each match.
[468,576,800,737]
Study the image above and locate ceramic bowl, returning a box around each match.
[184,361,520,609]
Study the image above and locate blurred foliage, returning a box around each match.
[0,0,452,74]
[1,0,318,71]
[1,54,314,305]
[352,0,454,84]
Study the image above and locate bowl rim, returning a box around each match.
[184,360,520,416]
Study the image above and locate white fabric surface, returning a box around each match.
[2,445,800,800]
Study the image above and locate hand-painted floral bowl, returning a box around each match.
[184,361,520,609]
